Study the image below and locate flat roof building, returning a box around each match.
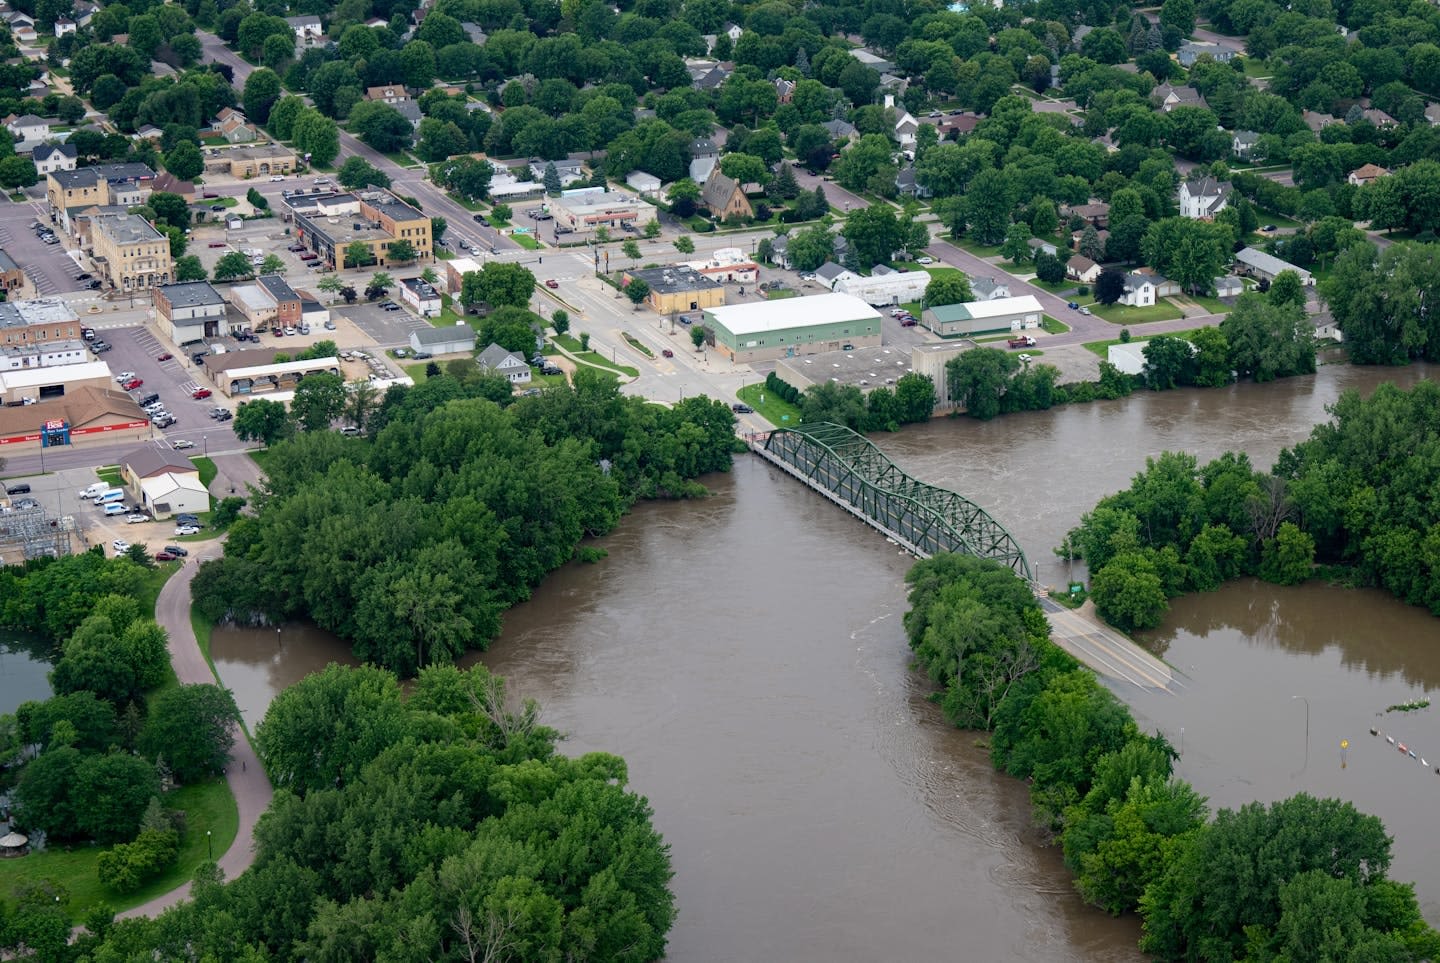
[623,265,725,315]
[153,281,230,344]
[90,213,173,292]
[203,144,298,178]
[1235,246,1314,285]
[286,188,431,271]
[702,293,883,363]
[551,191,657,235]
[45,163,155,233]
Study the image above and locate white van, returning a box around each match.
[96,488,125,504]
[102,502,127,516]
[78,482,108,500]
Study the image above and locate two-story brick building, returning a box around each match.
[285,189,431,271]
[227,274,303,330]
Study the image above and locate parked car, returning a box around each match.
[412,351,432,360]
[192,388,212,399]
[541,364,562,376]
[191,352,208,365]
[339,426,362,436]
[732,403,754,414]
[202,191,219,199]
[112,540,130,553]
[917,256,934,265]
[288,244,305,252]
[90,341,111,352]
[1080,307,1092,316]
[323,319,336,330]
[154,551,177,562]
[174,525,201,536]
[121,378,143,390]
[126,513,149,524]
[157,352,173,361]
[214,409,233,422]
[1262,224,1278,232]
[88,280,103,289]
[81,327,95,340]
[283,326,296,336]
[75,272,92,281]
[12,498,39,509]
[138,393,160,407]
[300,252,317,260]
[394,347,408,358]
[1067,301,1080,310]
[271,326,283,336]
[172,439,195,449]
[163,545,189,557]
[154,415,176,428]
[900,318,917,327]
[270,174,285,181]
[210,205,225,212]
[545,279,559,289]
[115,371,136,383]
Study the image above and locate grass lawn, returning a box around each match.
[96,466,123,487]
[1256,212,1304,230]
[452,195,485,211]
[737,382,802,427]
[429,296,464,327]
[403,361,430,383]
[552,334,640,377]
[953,238,1005,258]
[215,196,239,209]
[0,777,238,923]
[1082,327,1208,357]
[766,288,797,300]
[189,456,217,488]
[510,233,541,250]
[1240,57,1270,78]
[1040,315,1070,334]
[200,135,228,146]
[1184,293,1233,315]
[1087,299,1184,325]
[436,249,456,260]
[1033,277,1078,294]
[529,371,570,388]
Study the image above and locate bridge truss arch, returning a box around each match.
[761,423,1034,581]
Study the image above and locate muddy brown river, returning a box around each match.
[211,362,1439,959]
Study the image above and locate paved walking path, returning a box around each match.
[118,551,273,919]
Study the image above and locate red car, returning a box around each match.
[208,242,226,248]
[157,352,173,361]
[155,551,177,562]
[192,388,212,399]
[122,378,143,390]
[545,279,559,289]
[202,192,219,199]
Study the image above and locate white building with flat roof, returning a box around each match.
[833,267,930,306]
[551,191,657,235]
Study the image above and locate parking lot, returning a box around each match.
[338,302,428,346]
[0,195,91,297]
[93,325,243,449]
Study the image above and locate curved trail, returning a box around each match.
[118,551,273,919]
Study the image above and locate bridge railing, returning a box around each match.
[759,423,1033,581]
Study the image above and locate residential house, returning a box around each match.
[529,159,584,187]
[476,343,531,383]
[5,114,52,143]
[1069,227,1110,253]
[701,172,752,221]
[1302,110,1340,133]
[1027,237,1059,258]
[1120,272,1157,307]
[392,99,422,130]
[150,172,195,201]
[895,165,930,198]
[850,49,895,75]
[938,113,980,139]
[689,136,719,185]
[822,118,858,144]
[215,107,257,144]
[693,63,732,91]
[1133,268,1181,297]
[1360,108,1396,128]
[399,276,441,317]
[73,2,97,27]
[461,22,487,44]
[285,14,323,44]
[774,77,796,103]
[969,276,1011,300]
[1152,84,1207,112]
[366,85,409,105]
[1348,163,1390,187]
[814,261,856,290]
[886,95,919,149]
[1064,201,1110,229]
[410,323,474,356]
[3,11,36,43]
[53,17,75,36]
[768,233,793,269]
[1179,176,1230,219]
[1426,103,1440,126]
[1065,255,1101,285]
[1213,275,1244,297]
[1232,130,1260,159]
[721,21,742,41]
[1235,246,1314,285]
[32,142,77,175]
[1178,41,1238,66]
[134,125,163,143]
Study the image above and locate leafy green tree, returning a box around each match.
[946,347,1019,420]
[242,68,282,125]
[97,827,179,894]
[1189,326,1232,387]
[476,262,537,308]
[14,745,83,840]
[385,239,417,264]
[491,202,512,222]
[963,169,1016,246]
[292,110,340,167]
[1258,521,1315,585]
[842,205,904,269]
[233,398,292,447]
[149,192,191,231]
[268,95,306,140]
[923,273,973,308]
[140,684,241,783]
[16,692,118,753]
[259,254,285,275]
[893,373,936,423]
[1141,218,1232,295]
[163,141,203,182]
[621,239,642,267]
[1095,268,1127,305]
[1219,294,1316,382]
[674,235,695,254]
[175,256,208,282]
[213,252,255,281]
[348,101,414,152]
[0,155,37,189]
[1091,552,1169,632]
[690,325,706,350]
[344,240,373,268]
[1035,251,1066,284]
[1268,269,1305,308]
[1142,336,1196,390]
[74,751,162,844]
[625,277,651,308]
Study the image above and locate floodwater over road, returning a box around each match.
[209,361,1440,957]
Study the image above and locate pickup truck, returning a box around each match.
[1008,335,1037,349]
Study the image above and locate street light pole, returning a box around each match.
[206,829,212,860]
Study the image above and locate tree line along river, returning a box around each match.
[211,361,1440,960]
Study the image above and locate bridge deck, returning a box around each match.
[749,437,1180,694]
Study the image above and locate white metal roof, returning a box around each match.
[958,295,1043,319]
[706,293,881,336]
[0,359,108,390]
[140,472,209,498]
[220,356,340,379]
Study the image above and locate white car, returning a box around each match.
[115,371,136,383]
[126,513,149,524]
[112,539,130,554]
[174,525,201,536]
[283,326,296,336]
[172,439,195,450]
[270,174,286,181]
[917,256,934,265]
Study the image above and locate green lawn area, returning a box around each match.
[190,456,217,488]
[1040,315,1070,334]
[1183,293,1234,315]
[0,777,238,923]
[213,196,239,208]
[436,249,456,260]
[528,371,570,388]
[429,296,464,327]
[510,232,541,250]
[923,265,964,280]
[452,195,485,211]
[1086,299,1184,325]
[1082,327,1208,357]
[1256,212,1304,230]
[1240,56,1270,78]
[952,238,1005,258]
[403,361,431,383]
[200,135,228,146]
[738,382,802,427]
[553,334,639,377]
[1032,277,1078,293]
[97,466,123,487]
[766,288,797,300]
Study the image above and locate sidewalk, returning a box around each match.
[118,552,273,918]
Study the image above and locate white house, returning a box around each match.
[1066,255,1101,284]
[1120,272,1157,307]
[53,17,76,36]
[5,115,52,143]
[32,142,77,174]
[477,343,532,383]
[399,277,441,318]
[1235,247,1314,285]
[1179,177,1230,219]
[969,276,1011,300]
[285,14,323,43]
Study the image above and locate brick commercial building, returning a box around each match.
[622,265,725,315]
[153,281,230,344]
[89,213,173,292]
[227,275,303,330]
[204,144,297,178]
[285,189,431,271]
[46,163,156,234]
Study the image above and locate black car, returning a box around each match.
[731,403,754,414]
[138,393,160,407]
[192,352,208,365]
[162,545,189,557]
[413,351,433,360]
[88,280,102,289]
[472,213,488,225]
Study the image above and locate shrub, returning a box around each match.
[96,828,180,893]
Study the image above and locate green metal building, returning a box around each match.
[703,293,883,363]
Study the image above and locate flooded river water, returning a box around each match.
[211,362,1439,959]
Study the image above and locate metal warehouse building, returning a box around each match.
[921,295,1043,337]
[702,293,882,363]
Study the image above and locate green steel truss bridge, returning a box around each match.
[754,423,1034,582]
